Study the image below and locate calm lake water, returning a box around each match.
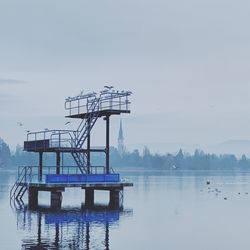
[1,168,250,249]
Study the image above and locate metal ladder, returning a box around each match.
[10,166,31,201]
[71,152,88,174]
[71,99,100,173]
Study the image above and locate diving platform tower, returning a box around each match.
[10,87,133,209]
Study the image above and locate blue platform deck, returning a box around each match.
[45,174,120,184]
[20,173,133,190]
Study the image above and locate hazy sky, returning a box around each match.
[1,0,250,153]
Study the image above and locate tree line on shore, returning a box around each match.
[0,137,250,170]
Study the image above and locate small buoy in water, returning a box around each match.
[238,192,241,195]
[246,192,248,195]
[224,197,227,200]
[206,180,210,185]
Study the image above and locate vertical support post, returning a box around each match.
[85,188,94,208]
[62,152,64,174]
[105,222,110,250]
[56,152,60,174]
[39,152,43,182]
[109,188,123,209]
[55,224,60,248]
[85,222,90,250]
[37,212,42,245]
[28,187,38,208]
[106,115,110,174]
[87,118,91,174]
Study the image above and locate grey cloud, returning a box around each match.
[0,78,28,85]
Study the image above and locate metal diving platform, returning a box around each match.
[10,87,133,209]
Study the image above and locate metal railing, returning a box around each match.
[17,165,108,184]
[10,166,32,200]
[26,130,76,146]
[25,129,77,151]
[65,88,132,116]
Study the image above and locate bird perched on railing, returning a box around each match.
[104,85,114,90]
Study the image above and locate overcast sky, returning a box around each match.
[1,0,250,153]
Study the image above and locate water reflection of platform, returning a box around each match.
[15,205,133,250]
[45,209,120,224]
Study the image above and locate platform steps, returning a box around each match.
[71,152,88,174]
[10,167,31,201]
[76,101,100,148]
[71,99,100,173]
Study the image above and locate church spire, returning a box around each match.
[118,119,124,141]
[118,118,125,155]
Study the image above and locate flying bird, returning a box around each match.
[65,121,71,125]
[26,130,30,133]
[104,85,114,90]
[17,122,23,126]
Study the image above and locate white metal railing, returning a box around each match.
[17,165,107,183]
[25,130,77,151]
[26,130,76,146]
[65,88,132,116]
